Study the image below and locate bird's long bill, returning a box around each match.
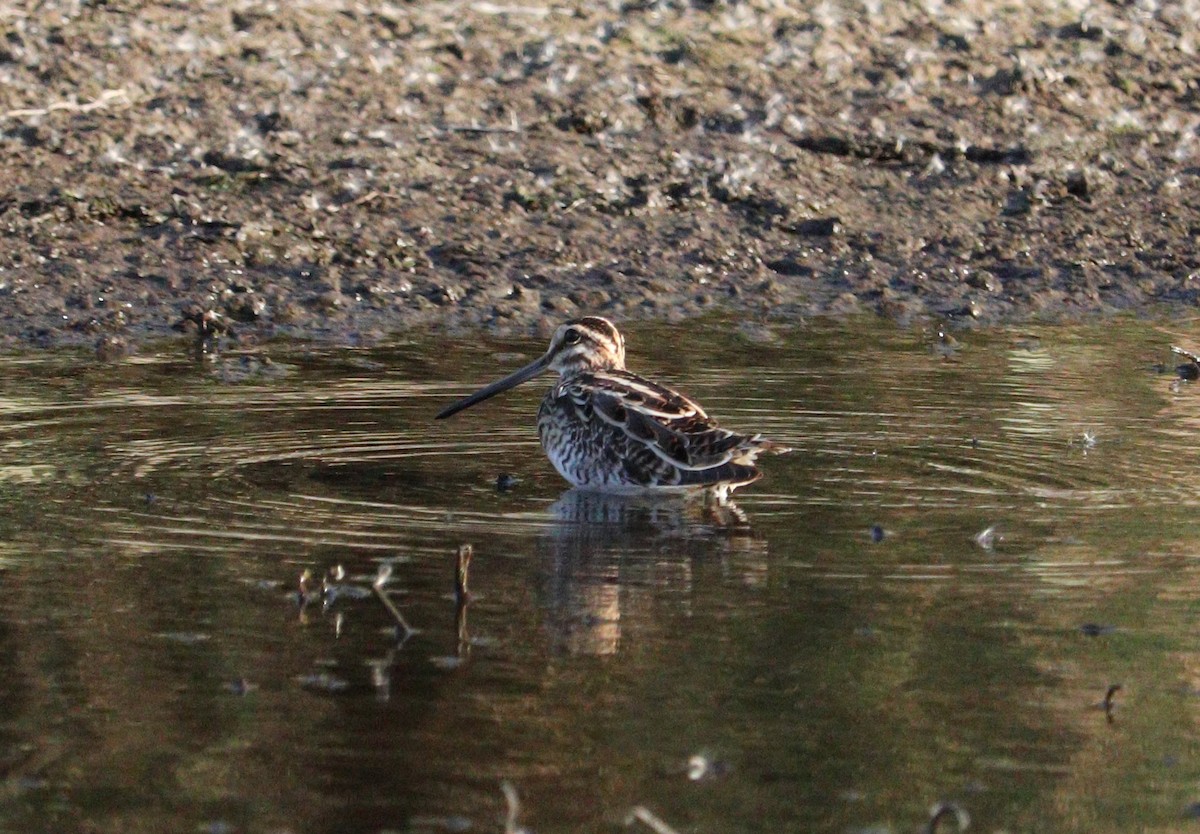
[435,352,551,419]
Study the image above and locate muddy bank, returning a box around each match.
[0,1,1197,352]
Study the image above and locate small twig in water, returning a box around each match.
[456,598,471,657]
[501,781,530,834]
[373,563,414,637]
[455,545,473,656]
[625,806,682,834]
[1104,683,1122,723]
[455,544,473,604]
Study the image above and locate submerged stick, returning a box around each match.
[501,781,527,834]
[455,545,475,657]
[455,544,473,604]
[456,599,470,658]
[1104,683,1122,723]
[373,563,414,637]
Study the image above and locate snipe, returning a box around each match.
[436,317,783,497]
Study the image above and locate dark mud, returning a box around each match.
[1,1,1198,351]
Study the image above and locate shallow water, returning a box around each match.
[3,317,1200,833]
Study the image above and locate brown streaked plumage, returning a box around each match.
[436,317,783,496]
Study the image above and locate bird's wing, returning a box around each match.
[562,370,761,472]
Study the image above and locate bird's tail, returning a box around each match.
[735,434,792,463]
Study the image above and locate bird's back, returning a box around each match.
[537,369,769,493]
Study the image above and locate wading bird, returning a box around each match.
[436,317,782,497]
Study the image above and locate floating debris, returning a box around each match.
[429,655,466,671]
[321,564,373,603]
[408,815,473,833]
[296,671,350,694]
[294,564,377,609]
[366,658,391,700]
[1172,346,1200,380]
[625,806,681,834]
[686,753,729,781]
[223,677,258,696]
[974,526,998,550]
[154,631,211,644]
[1079,623,1117,637]
[926,801,970,833]
[496,473,520,492]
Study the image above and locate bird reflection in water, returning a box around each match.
[537,489,768,656]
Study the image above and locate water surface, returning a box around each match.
[2,317,1200,833]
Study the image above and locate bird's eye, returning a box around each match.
[563,329,581,345]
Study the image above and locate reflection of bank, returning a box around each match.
[537,489,768,656]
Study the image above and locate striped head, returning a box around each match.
[435,316,626,419]
[546,317,626,375]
